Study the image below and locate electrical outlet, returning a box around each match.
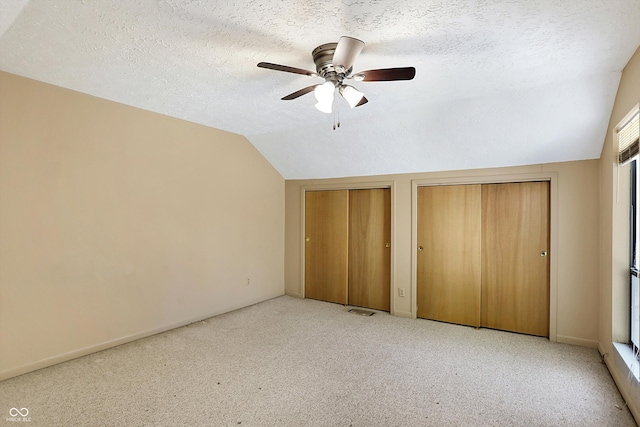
[246,277,251,286]
[398,288,405,297]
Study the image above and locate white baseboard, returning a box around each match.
[285,291,301,298]
[556,335,599,348]
[0,292,283,381]
[393,310,412,319]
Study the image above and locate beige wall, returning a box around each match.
[285,160,600,346]
[0,72,285,380]
[599,46,640,419]
[1,44,636,414]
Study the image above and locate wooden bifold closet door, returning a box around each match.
[304,188,391,311]
[416,181,550,337]
[304,190,349,305]
[481,182,550,337]
[416,185,482,326]
[349,189,391,312]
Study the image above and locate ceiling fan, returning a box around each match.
[257,36,415,114]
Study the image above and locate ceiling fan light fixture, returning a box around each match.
[314,100,333,114]
[315,96,333,114]
[339,85,364,108]
[314,81,335,113]
[314,81,335,102]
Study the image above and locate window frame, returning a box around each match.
[630,161,639,355]
[622,105,640,357]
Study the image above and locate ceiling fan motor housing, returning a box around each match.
[312,42,343,85]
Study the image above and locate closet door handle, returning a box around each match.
[418,246,424,252]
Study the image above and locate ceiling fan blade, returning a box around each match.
[281,85,319,100]
[257,62,317,77]
[356,67,416,81]
[355,96,368,107]
[332,36,364,71]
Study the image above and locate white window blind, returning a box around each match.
[619,108,640,165]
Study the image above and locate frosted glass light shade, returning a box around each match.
[315,98,333,114]
[339,85,364,108]
[314,81,335,113]
[314,81,335,102]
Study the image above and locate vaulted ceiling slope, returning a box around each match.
[1,1,639,179]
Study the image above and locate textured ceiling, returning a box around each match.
[1,1,639,179]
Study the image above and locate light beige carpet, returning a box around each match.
[0,295,635,426]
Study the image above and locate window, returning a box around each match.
[620,106,640,354]
[619,109,640,164]
[630,161,639,352]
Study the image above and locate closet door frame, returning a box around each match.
[300,181,396,314]
[411,172,559,342]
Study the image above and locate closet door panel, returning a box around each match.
[305,190,349,305]
[349,188,391,311]
[481,182,550,336]
[417,185,482,326]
